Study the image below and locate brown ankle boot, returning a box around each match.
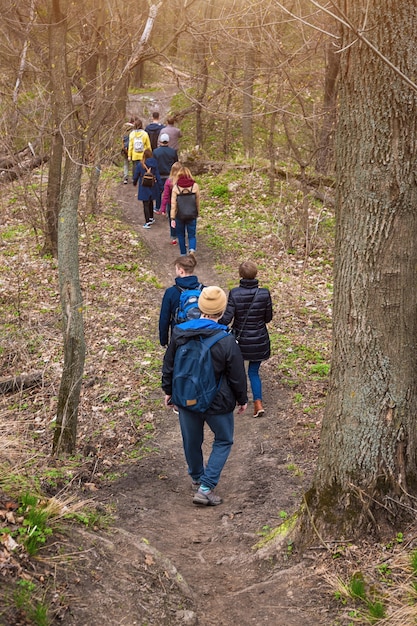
[253,400,264,418]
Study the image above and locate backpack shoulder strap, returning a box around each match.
[202,329,228,349]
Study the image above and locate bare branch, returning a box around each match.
[308,0,417,93]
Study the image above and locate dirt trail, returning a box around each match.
[61,184,332,625]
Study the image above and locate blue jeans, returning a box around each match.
[167,204,177,238]
[248,361,262,401]
[178,408,234,491]
[175,217,196,255]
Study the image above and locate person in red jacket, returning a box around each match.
[170,165,200,255]
[160,161,182,244]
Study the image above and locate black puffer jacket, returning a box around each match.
[219,279,273,361]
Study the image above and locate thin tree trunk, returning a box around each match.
[53,158,85,454]
[315,42,340,174]
[223,58,236,158]
[44,130,62,257]
[49,0,86,455]
[242,48,255,159]
[85,163,101,215]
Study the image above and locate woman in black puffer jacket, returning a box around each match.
[219,261,273,417]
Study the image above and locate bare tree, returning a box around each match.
[51,0,164,454]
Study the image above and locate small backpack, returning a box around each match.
[122,134,129,155]
[175,285,203,324]
[142,162,155,187]
[133,131,145,153]
[171,330,229,413]
[176,185,198,222]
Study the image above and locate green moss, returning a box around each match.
[253,512,298,550]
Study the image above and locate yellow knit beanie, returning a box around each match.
[198,286,227,316]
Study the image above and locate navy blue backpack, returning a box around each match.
[171,330,229,413]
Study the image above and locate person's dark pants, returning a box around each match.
[156,177,168,211]
[143,200,154,224]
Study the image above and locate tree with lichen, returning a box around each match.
[298,1,417,542]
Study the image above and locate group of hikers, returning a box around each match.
[122,112,198,255]
[122,112,273,507]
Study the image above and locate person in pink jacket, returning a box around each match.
[160,162,182,245]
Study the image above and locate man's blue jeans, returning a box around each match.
[178,408,234,491]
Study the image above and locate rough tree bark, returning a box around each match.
[299,1,417,541]
[49,0,86,455]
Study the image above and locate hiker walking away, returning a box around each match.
[163,116,182,152]
[219,261,273,418]
[153,133,178,214]
[162,286,248,506]
[170,165,200,255]
[121,118,134,183]
[160,161,182,245]
[133,148,162,229]
[159,254,203,347]
[128,118,151,172]
[145,111,165,151]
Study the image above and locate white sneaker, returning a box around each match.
[143,223,151,229]
[149,218,155,224]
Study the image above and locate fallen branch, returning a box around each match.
[0,371,43,394]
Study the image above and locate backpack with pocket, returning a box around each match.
[176,185,198,222]
[133,131,145,153]
[142,162,155,187]
[147,128,161,150]
[122,134,129,155]
[171,330,229,412]
[175,284,203,324]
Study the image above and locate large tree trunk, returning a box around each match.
[300,1,417,541]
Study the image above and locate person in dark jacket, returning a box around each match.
[133,148,162,228]
[162,286,248,506]
[145,111,165,150]
[153,134,178,213]
[158,254,203,347]
[219,261,273,418]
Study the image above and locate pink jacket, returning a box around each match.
[160,178,174,214]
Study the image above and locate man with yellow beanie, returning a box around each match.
[162,286,248,506]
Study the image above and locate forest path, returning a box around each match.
[62,90,333,625]
[78,182,331,626]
